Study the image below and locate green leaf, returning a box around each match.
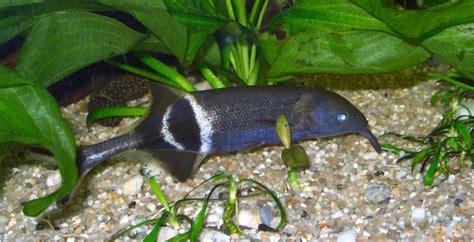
[276,114,291,148]
[144,214,167,242]
[99,0,185,60]
[423,23,474,79]
[282,146,310,170]
[149,176,170,211]
[381,143,403,153]
[15,11,144,87]
[262,30,430,78]
[240,179,287,230]
[272,0,392,35]
[350,0,474,39]
[0,66,77,216]
[0,1,109,45]
[423,149,441,186]
[411,148,430,173]
[454,120,472,150]
[87,107,147,124]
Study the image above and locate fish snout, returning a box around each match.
[359,128,382,153]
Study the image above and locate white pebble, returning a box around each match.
[199,228,230,241]
[411,207,426,221]
[362,151,379,160]
[119,215,129,225]
[395,170,407,180]
[0,215,6,233]
[454,101,474,120]
[46,171,61,188]
[122,175,144,196]
[158,227,178,241]
[337,229,358,242]
[146,203,156,212]
[331,211,344,219]
[238,210,261,228]
[448,174,456,183]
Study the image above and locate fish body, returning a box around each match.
[78,84,381,181]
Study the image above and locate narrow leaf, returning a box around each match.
[423,150,441,186]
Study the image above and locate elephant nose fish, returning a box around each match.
[77,83,381,181]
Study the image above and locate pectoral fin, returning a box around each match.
[147,149,207,182]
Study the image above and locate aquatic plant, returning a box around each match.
[110,175,286,241]
[2,0,474,216]
[383,72,473,186]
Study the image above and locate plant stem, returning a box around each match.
[225,0,236,21]
[200,67,226,88]
[429,73,474,91]
[105,59,180,89]
[249,0,262,25]
[134,51,196,92]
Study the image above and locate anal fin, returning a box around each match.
[146,149,207,182]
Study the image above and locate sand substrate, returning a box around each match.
[0,80,472,241]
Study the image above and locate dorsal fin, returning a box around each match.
[148,82,186,115]
[134,82,186,133]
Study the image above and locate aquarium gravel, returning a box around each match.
[1,80,473,241]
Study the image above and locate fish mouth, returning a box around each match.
[359,128,382,153]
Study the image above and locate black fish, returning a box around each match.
[78,83,381,181]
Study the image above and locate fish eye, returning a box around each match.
[337,112,348,122]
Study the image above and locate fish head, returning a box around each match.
[305,91,382,153]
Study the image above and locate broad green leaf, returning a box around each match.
[423,23,474,79]
[350,0,474,39]
[0,0,42,8]
[0,66,77,216]
[0,0,109,45]
[99,0,184,57]
[135,34,171,54]
[15,11,144,87]
[273,0,392,35]
[262,30,430,78]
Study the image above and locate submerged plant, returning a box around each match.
[275,114,310,188]
[111,174,286,241]
[383,72,473,186]
[3,0,474,216]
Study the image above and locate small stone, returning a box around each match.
[238,210,261,228]
[139,163,161,177]
[122,175,144,196]
[453,198,463,206]
[362,151,379,160]
[0,215,6,233]
[46,171,61,188]
[411,207,426,221]
[448,174,456,183]
[158,227,178,241]
[199,228,230,241]
[331,211,344,219]
[146,203,156,212]
[365,183,390,203]
[337,229,357,242]
[259,205,273,226]
[395,170,407,180]
[119,215,129,225]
